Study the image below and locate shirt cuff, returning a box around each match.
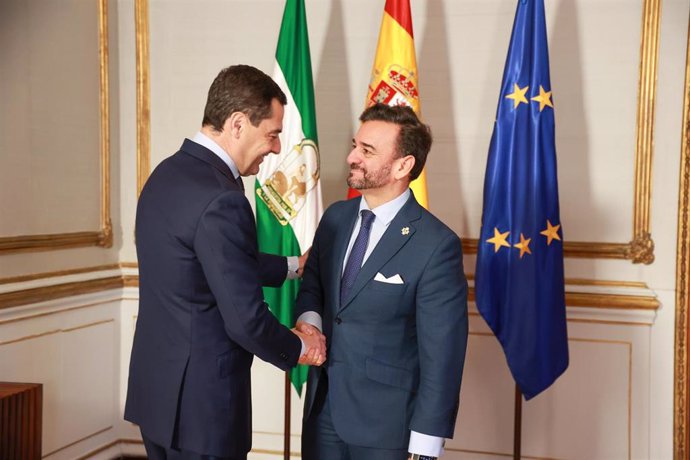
[296,311,322,332]
[286,256,299,280]
[408,431,444,457]
[299,337,306,356]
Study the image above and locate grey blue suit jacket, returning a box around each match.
[124,139,302,458]
[296,192,468,449]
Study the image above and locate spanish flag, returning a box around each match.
[348,0,429,208]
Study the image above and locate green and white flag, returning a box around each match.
[255,0,322,395]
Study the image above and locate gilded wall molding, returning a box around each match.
[0,275,138,311]
[0,320,114,347]
[98,0,113,249]
[0,0,112,254]
[674,12,690,459]
[75,439,144,460]
[466,287,658,311]
[466,0,660,265]
[465,275,660,310]
[0,270,656,312]
[0,263,131,285]
[454,336,633,459]
[42,426,114,459]
[565,291,658,310]
[135,0,151,196]
[77,439,306,460]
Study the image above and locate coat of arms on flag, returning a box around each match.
[368,64,419,108]
[257,139,320,226]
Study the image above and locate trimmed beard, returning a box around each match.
[346,162,393,190]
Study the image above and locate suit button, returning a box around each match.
[280,352,287,360]
[335,317,342,325]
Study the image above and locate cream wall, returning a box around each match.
[1,0,689,459]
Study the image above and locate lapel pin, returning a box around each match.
[401,227,410,236]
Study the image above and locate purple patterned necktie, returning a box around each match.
[340,210,376,304]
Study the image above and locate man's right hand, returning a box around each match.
[296,248,311,278]
[292,325,327,366]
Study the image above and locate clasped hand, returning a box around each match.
[292,321,327,366]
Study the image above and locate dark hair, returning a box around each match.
[359,103,432,181]
[202,65,287,131]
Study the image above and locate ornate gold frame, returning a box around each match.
[674,13,690,459]
[133,0,660,264]
[0,0,112,254]
[465,0,661,265]
[135,0,150,196]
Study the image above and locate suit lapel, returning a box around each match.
[330,198,361,311]
[339,193,423,312]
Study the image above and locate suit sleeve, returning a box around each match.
[294,215,326,319]
[258,252,288,287]
[194,191,302,370]
[411,232,468,438]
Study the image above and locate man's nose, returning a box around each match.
[346,147,359,164]
[271,137,282,154]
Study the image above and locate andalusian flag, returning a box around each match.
[348,0,429,208]
[255,0,322,394]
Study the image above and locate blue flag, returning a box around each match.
[475,0,568,400]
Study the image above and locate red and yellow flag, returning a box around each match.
[347,0,428,208]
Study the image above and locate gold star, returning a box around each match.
[513,233,532,258]
[505,83,529,108]
[486,227,511,253]
[531,85,553,111]
[540,220,561,245]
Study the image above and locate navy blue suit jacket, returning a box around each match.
[124,139,302,458]
[296,193,468,449]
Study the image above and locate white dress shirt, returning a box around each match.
[342,189,410,274]
[299,189,445,457]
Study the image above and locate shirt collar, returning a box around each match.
[359,189,411,226]
[191,131,240,180]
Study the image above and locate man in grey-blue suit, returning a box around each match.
[296,104,469,460]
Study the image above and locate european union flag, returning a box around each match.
[475,0,569,400]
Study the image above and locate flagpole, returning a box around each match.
[514,384,522,459]
[284,372,291,460]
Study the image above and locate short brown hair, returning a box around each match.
[359,103,432,181]
[202,65,287,131]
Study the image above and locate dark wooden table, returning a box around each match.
[0,382,42,460]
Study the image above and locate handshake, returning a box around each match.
[292,321,327,366]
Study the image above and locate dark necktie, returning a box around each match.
[235,175,245,192]
[340,210,376,304]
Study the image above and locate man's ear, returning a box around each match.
[394,155,415,181]
[225,111,246,139]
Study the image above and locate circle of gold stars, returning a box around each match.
[485,220,562,258]
[505,83,553,111]
[488,82,558,258]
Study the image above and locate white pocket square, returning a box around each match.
[374,272,404,284]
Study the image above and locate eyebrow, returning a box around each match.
[353,138,376,152]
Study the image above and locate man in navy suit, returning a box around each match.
[125,65,326,460]
[296,104,468,460]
